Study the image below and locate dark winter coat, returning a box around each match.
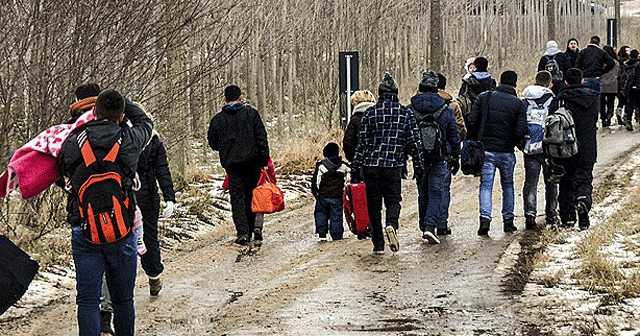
[135,133,176,209]
[311,157,349,198]
[467,85,528,153]
[59,100,153,227]
[458,72,497,104]
[601,60,621,94]
[207,103,269,170]
[575,44,616,78]
[559,49,579,75]
[408,92,461,160]
[343,102,375,162]
[549,85,599,164]
[624,59,640,94]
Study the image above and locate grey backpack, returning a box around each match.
[543,102,578,159]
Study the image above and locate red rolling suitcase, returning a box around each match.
[343,183,370,235]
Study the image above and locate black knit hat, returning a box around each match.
[419,71,439,92]
[323,142,340,158]
[500,70,518,87]
[378,72,398,96]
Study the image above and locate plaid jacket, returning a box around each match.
[353,97,424,171]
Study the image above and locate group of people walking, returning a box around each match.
[40,33,637,336]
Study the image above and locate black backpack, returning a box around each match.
[416,105,447,162]
[70,129,134,245]
[545,55,564,81]
[621,62,638,94]
[0,236,39,315]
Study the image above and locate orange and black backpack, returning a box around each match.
[70,129,134,245]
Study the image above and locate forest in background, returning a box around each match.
[0,0,633,263]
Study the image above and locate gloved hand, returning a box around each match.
[449,157,460,176]
[163,201,175,218]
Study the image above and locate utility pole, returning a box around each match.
[615,0,621,45]
[430,0,443,72]
[547,0,556,41]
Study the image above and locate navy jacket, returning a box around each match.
[576,44,616,78]
[409,92,461,159]
[467,85,528,153]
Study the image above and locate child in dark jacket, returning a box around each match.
[311,143,349,241]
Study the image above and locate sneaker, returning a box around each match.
[100,311,114,335]
[149,277,163,296]
[525,216,537,231]
[478,217,491,236]
[372,247,385,255]
[385,226,400,252]
[234,235,251,246]
[504,218,517,233]
[438,227,452,236]
[253,228,263,245]
[422,227,440,245]
[318,234,328,242]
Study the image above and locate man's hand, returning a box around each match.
[163,201,175,218]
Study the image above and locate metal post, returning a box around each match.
[345,54,352,125]
[615,0,621,47]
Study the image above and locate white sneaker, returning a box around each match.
[422,230,440,245]
[372,249,385,255]
[385,226,400,252]
[318,235,328,242]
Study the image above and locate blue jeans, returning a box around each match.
[583,78,602,94]
[314,197,344,240]
[480,152,516,221]
[72,227,137,336]
[417,161,449,231]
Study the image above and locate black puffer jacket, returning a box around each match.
[135,133,176,209]
[549,85,599,164]
[467,85,527,153]
[343,102,375,162]
[59,100,153,227]
[576,45,616,78]
[559,49,579,75]
[207,103,269,170]
[458,73,497,104]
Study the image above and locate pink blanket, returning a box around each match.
[0,111,95,199]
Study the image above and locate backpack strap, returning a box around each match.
[104,138,122,163]
[433,104,448,119]
[77,130,97,167]
[478,92,492,141]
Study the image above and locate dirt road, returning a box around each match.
[4,129,640,336]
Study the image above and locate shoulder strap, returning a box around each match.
[478,92,492,141]
[434,104,447,119]
[77,130,123,167]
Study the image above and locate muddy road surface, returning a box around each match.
[4,129,640,336]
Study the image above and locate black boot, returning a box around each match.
[626,120,634,131]
[525,216,537,231]
[101,311,114,335]
[577,198,590,231]
[478,217,490,236]
[504,218,518,233]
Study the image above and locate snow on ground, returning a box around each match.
[518,151,640,335]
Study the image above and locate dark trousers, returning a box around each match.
[140,201,163,278]
[363,167,402,249]
[556,159,595,225]
[228,166,261,237]
[416,161,449,231]
[601,93,616,124]
[627,88,640,123]
[314,197,344,239]
[72,228,137,336]
[523,155,558,219]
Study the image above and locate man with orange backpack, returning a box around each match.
[208,85,270,246]
[58,89,153,336]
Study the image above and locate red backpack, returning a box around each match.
[70,130,134,244]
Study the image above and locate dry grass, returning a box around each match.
[271,127,344,174]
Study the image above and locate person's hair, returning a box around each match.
[603,46,618,61]
[323,142,340,158]
[224,85,242,102]
[565,68,583,86]
[618,45,631,59]
[351,90,376,106]
[590,35,601,45]
[437,73,447,90]
[567,38,579,47]
[94,89,125,122]
[630,49,639,59]
[474,57,489,72]
[535,71,552,87]
[74,83,101,100]
[499,70,518,87]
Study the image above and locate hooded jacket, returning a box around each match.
[136,132,176,209]
[625,58,640,94]
[549,85,599,164]
[467,85,528,153]
[59,100,153,227]
[601,59,621,94]
[438,90,467,140]
[311,156,349,198]
[207,103,269,170]
[458,72,497,104]
[522,85,554,156]
[408,92,461,160]
[576,44,616,78]
[343,102,375,162]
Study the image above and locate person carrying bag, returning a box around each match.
[461,93,492,176]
